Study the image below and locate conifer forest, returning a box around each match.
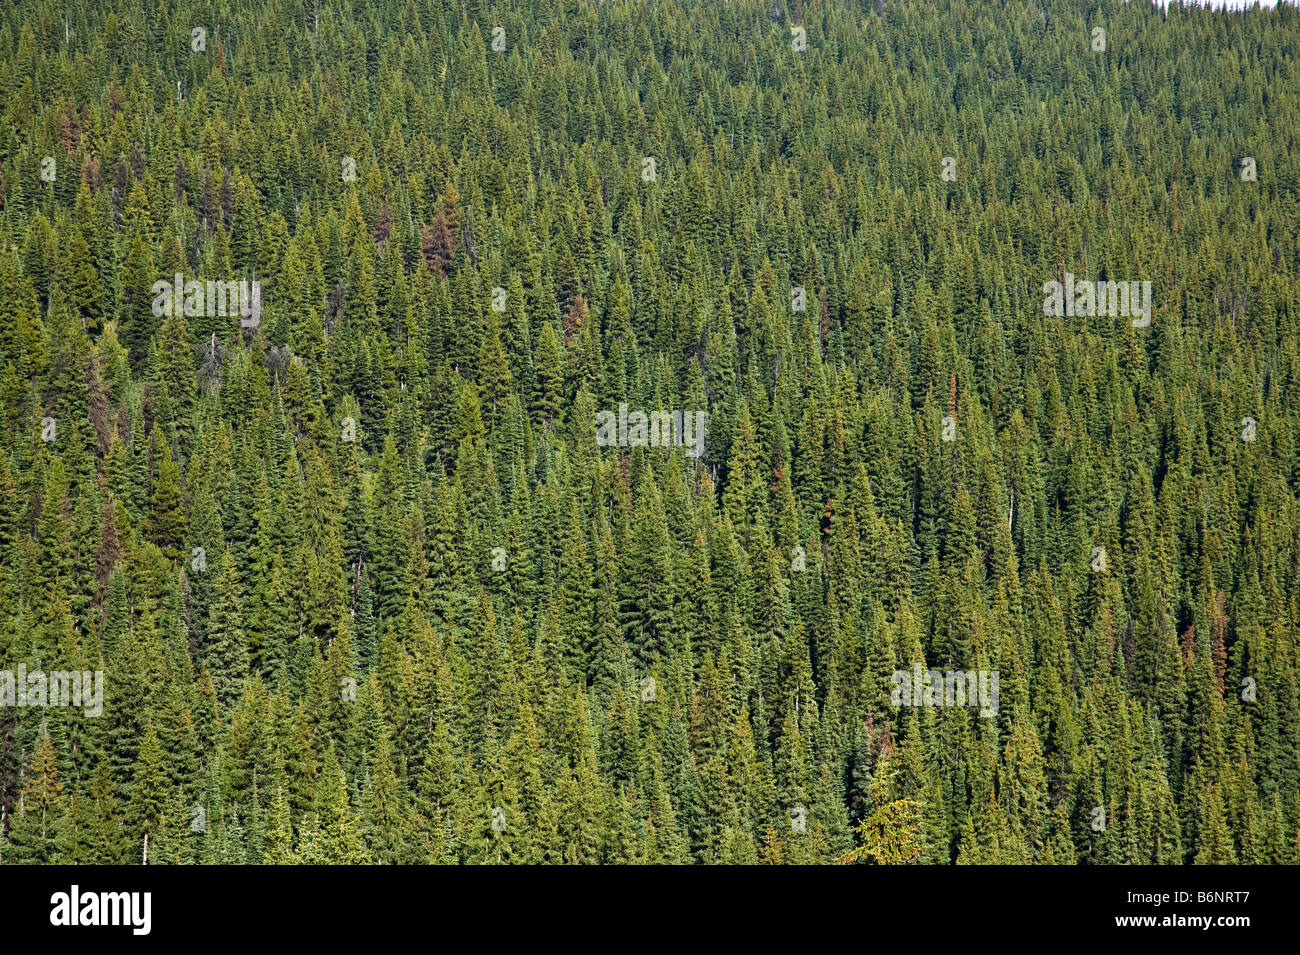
[1,0,1299,868]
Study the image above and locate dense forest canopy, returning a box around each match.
[0,0,1298,864]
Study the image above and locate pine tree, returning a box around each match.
[117,230,157,369]
[207,548,250,710]
[6,727,69,863]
